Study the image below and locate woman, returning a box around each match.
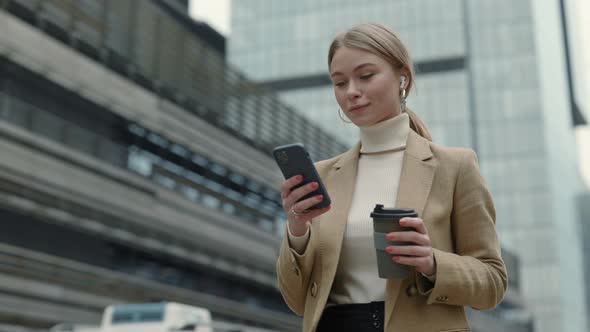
[276,23,507,332]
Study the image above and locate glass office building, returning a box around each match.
[578,191,590,321]
[0,0,346,330]
[229,0,587,331]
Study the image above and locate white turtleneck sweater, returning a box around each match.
[289,113,410,304]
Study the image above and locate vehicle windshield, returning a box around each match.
[111,303,166,324]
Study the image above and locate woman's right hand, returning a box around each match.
[281,175,331,237]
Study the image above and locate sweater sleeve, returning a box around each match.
[288,224,310,254]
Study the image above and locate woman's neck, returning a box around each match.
[359,113,410,154]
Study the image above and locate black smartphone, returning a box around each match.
[272,143,331,209]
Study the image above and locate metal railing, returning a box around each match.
[1,0,348,162]
[0,90,286,235]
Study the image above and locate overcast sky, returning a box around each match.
[188,0,590,188]
[189,0,230,36]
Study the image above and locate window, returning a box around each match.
[97,138,127,167]
[66,123,99,155]
[191,154,209,168]
[229,173,246,186]
[42,0,72,31]
[112,305,165,324]
[129,124,147,137]
[157,17,183,91]
[246,180,261,193]
[204,179,224,194]
[222,188,243,201]
[154,174,176,190]
[133,1,159,77]
[128,149,154,176]
[73,0,105,48]
[222,203,236,215]
[1,98,31,128]
[185,171,204,185]
[29,108,64,142]
[202,194,220,209]
[180,186,199,202]
[243,193,261,209]
[161,161,184,175]
[105,0,135,57]
[170,144,189,158]
[210,163,228,176]
[147,132,168,148]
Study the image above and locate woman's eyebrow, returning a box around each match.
[330,63,377,77]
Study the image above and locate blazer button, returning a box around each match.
[436,295,448,302]
[405,284,418,298]
[293,266,300,276]
[310,282,318,297]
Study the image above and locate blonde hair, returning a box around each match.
[328,23,432,141]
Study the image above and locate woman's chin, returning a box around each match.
[349,115,376,127]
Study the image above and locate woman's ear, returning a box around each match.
[399,68,411,90]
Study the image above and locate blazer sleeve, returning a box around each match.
[276,224,317,316]
[416,149,508,310]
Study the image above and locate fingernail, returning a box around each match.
[399,220,407,225]
[385,246,393,253]
[296,175,303,181]
[387,233,395,240]
[316,195,323,201]
[311,182,319,189]
[392,256,400,262]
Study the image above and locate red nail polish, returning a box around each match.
[316,195,323,201]
[392,256,400,262]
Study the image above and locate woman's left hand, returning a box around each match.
[385,217,436,276]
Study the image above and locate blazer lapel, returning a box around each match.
[321,142,360,273]
[314,143,360,322]
[384,130,437,328]
[395,130,437,217]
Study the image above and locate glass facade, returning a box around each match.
[229,0,588,331]
[0,0,355,330]
[578,192,590,321]
[0,66,286,235]
[2,0,346,162]
[229,0,471,147]
[0,58,291,328]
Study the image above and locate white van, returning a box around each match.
[100,302,212,332]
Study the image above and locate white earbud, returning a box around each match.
[400,76,407,89]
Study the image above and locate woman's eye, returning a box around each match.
[334,81,346,87]
[360,73,374,80]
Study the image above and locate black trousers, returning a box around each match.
[316,301,384,332]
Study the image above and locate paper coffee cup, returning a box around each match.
[370,204,418,279]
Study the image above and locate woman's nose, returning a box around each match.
[346,82,361,99]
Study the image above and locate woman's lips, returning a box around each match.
[348,103,370,112]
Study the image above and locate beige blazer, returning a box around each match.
[276,130,507,332]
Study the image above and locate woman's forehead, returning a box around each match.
[330,47,387,73]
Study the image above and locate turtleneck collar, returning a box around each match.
[359,113,410,154]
